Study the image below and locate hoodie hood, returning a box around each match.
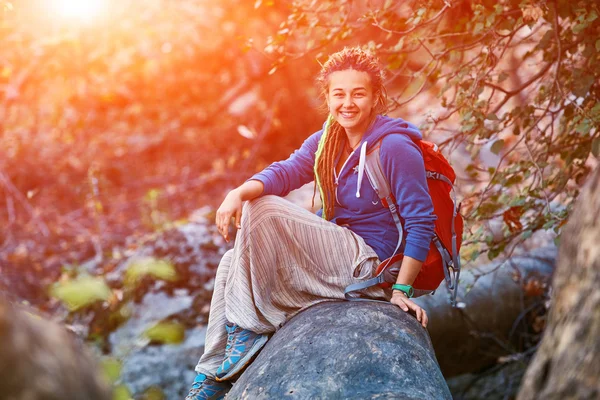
[353,115,422,199]
[362,115,423,148]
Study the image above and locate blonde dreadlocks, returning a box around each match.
[314,47,388,220]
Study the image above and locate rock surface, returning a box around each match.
[119,326,206,399]
[415,246,556,377]
[228,301,451,399]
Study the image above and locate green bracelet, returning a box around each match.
[392,284,414,298]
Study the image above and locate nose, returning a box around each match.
[343,95,354,108]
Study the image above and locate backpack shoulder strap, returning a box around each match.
[364,144,404,256]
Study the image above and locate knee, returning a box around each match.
[243,195,284,221]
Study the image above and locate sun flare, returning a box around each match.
[51,0,105,21]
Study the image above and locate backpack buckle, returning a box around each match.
[426,171,440,180]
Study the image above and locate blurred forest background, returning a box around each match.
[0,0,598,398]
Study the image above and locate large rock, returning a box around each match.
[0,300,111,400]
[228,301,451,399]
[415,246,556,377]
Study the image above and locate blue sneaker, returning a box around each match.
[185,373,231,400]
[215,323,269,381]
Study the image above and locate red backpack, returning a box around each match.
[344,138,464,306]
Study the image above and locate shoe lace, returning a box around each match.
[224,326,239,354]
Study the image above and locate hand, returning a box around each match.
[390,291,428,328]
[215,189,243,242]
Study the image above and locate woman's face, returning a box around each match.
[326,69,376,136]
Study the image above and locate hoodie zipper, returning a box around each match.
[334,150,356,204]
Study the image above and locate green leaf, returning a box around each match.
[553,236,561,247]
[574,119,592,135]
[498,72,509,83]
[144,321,185,344]
[125,257,177,287]
[521,230,533,239]
[509,197,526,207]
[596,39,600,52]
[543,220,555,230]
[505,175,523,186]
[101,357,122,383]
[486,113,499,121]
[50,276,111,311]
[572,71,595,97]
[142,386,165,400]
[490,139,505,155]
[592,138,600,158]
[113,384,132,400]
[572,22,588,34]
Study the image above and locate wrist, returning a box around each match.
[392,284,414,298]
[228,187,243,200]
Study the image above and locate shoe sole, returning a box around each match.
[215,334,269,382]
[185,387,230,400]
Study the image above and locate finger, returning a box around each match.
[218,222,229,242]
[215,213,222,234]
[422,312,429,328]
[235,207,242,229]
[415,308,422,323]
[217,214,225,236]
[398,299,409,312]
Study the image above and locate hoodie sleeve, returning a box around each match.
[249,130,322,197]
[379,134,436,262]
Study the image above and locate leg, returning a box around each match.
[194,250,234,377]
[193,195,383,384]
[224,195,383,334]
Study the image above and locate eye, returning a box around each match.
[334,93,344,98]
[354,92,366,97]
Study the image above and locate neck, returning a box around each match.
[344,114,376,149]
[345,132,363,150]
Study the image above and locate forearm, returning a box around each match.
[394,255,423,286]
[232,179,264,202]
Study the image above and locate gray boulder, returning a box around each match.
[228,301,451,399]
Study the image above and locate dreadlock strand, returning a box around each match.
[317,121,344,220]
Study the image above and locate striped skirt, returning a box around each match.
[194,195,385,376]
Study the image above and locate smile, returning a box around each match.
[340,111,358,118]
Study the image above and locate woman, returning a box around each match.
[186,47,436,399]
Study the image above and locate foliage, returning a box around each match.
[50,274,112,311]
[124,257,177,288]
[260,0,599,263]
[144,320,186,344]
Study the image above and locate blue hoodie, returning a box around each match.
[250,115,436,262]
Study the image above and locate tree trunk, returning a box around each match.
[517,166,600,399]
[415,246,556,377]
[228,301,452,399]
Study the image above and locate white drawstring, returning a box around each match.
[356,141,368,198]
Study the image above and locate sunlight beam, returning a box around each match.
[50,0,105,22]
